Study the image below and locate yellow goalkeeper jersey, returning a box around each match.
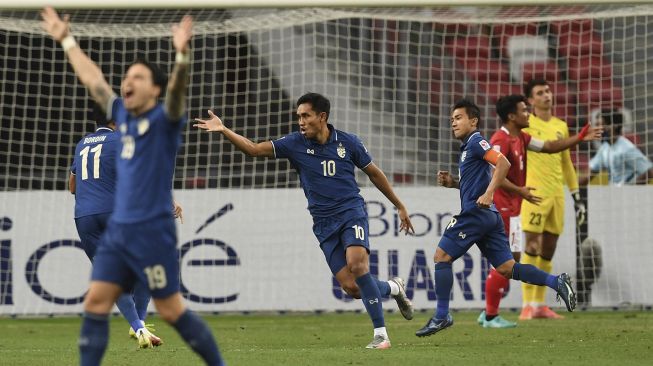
[524,113,579,197]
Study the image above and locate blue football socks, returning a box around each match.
[512,262,558,289]
[375,278,391,297]
[132,281,150,321]
[172,309,225,366]
[355,272,385,328]
[434,262,453,319]
[115,294,143,332]
[79,312,109,366]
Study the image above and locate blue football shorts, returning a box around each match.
[313,207,370,275]
[438,208,513,268]
[92,215,178,299]
[74,212,111,260]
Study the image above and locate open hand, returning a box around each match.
[40,7,70,42]
[194,110,225,132]
[397,207,415,236]
[172,15,193,53]
[518,186,542,205]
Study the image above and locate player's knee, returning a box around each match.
[83,292,113,314]
[495,260,515,279]
[346,261,368,277]
[342,283,361,299]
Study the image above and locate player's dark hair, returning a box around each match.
[496,94,528,123]
[452,98,481,127]
[524,79,549,98]
[127,58,168,98]
[601,108,623,135]
[297,92,330,120]
[91,103,113,128]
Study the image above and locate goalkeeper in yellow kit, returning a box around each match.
[520,79,586,320]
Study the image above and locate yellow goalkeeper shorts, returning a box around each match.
[521,196,565,235]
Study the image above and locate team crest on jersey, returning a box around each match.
[479,140,491,151]
[461,151,467,162]
[138,119,150,136]
[337,143,346,158]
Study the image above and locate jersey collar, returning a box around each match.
[326,124,338,143]
[461,130,481,147]
[95,127,114,133]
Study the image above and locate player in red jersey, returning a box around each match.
[478,95,602,328]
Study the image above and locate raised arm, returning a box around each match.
[40,7,115,112]
[165,15,193,121]
[194,110,274,158]
[477,150,510,209]
[535,123,603,153]
[363,163,415,235]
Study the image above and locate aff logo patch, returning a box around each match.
[461,151,467,162]
[479,140,491,151]
[337,143,346,158]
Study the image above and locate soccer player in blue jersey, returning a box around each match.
[42,7,224,365]
[70,104,160,347]
[194,92,416,349]
[415,99,577,337]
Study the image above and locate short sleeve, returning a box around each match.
[271,133,297,159]
[489,132,510,155]
[470,136,492,159]
[351,135,373,169]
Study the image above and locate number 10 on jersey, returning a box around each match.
[321,160,336,176]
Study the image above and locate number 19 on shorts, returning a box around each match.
[144,265,167,290]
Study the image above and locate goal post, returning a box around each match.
[1,3,652,315]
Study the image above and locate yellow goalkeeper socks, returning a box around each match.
[534,256,553,304]
[521,252,538,306]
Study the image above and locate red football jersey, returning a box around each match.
[490,127,531,216]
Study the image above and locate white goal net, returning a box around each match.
[1,4,652,315]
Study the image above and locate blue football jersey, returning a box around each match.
[71,127,119,218]
[107,97,186,223]
[271,124,372,218]
[458,131,497,212]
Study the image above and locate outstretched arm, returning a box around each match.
[535,123,603,153]
[40,7,115,112]
[194,110,274,158]
[165,15,193,121]
[363,163,415,235]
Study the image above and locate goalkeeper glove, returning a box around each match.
[571,191,586,227]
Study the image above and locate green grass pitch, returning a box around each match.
[1,310,652,365]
